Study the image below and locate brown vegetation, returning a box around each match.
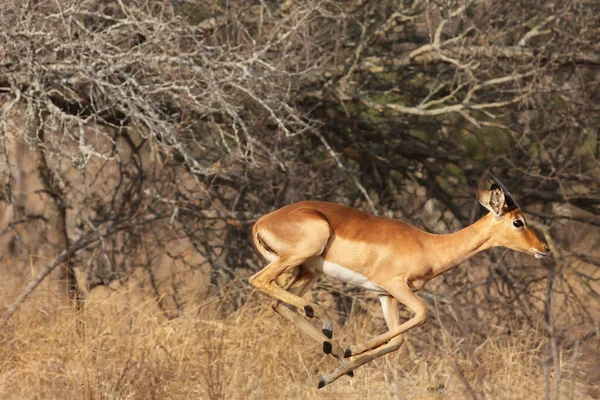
[0,283,596,399]
[0,0,598,398]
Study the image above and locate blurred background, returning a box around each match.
[0,0,598,398]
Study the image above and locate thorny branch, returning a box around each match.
[0,5,597,387]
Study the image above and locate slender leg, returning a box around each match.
[345,279,427,358]
[249,255,335,336]
[271,267,353,377]
[250,212,335,335]
[282,267,335,340]
[318,295,404,388]
[378,295,401,331]
[273,304,347,359]
[272,267,342,356]
[320,335,404,388]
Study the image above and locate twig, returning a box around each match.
[567,341,579,400]
[0,223,129,326]
[313,130,378,215]
[544,255,560,400]
[518,16,556,47]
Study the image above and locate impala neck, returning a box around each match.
[424,213,495,277]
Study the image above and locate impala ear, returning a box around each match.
[472,181,506,218]
[488,172,519,210]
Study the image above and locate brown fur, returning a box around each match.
[249,186,550,388]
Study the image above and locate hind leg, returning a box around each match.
[272,267,342,356]
[271,268,353,377]
[249,211,335,335]
[249,256,335,338]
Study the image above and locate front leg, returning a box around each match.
[319,334,404,388]
[318,294,404,388]
[345,278,428,358]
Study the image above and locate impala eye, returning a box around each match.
[513,220,524,228]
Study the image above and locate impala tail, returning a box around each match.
[252,221,280,264]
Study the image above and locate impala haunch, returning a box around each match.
[249,173,550,388]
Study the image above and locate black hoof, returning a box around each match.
[322,341,332,354]
[344,346,352,358]
[317,377,326,389]
[322,328,333,339]
[304,305,314,318]
[347,370,354,378]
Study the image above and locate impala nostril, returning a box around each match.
[544,246,550,253]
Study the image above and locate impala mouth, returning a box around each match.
[533,250,550,259]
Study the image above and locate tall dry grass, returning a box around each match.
[0,275,595,400]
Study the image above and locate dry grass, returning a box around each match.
[0,277,596,400]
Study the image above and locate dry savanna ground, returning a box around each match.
[0,268,596,400]
[0,1,598,398]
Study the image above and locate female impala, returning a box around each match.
[249,174,550,388]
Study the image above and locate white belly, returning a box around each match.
[306,257,385,293]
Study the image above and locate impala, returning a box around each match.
[248,174,550,388]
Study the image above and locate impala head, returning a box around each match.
[473,173,550,259]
